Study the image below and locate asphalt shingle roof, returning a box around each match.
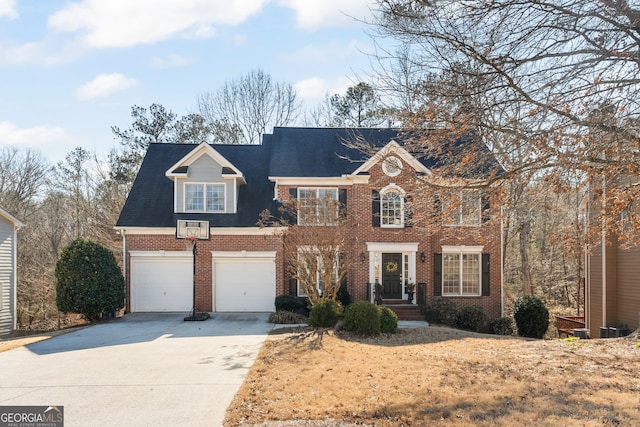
[116,127,502,229]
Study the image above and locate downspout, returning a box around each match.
[601,176,607,328]
[12,224,18,331]
[500,204,504,316]
[121,229,127,312]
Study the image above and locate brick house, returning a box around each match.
[115,127,503,319]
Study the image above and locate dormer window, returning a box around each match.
[185,183,225,212]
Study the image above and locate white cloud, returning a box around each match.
[0,0,18,19]
[295,76,352,102]
[278,0,373,30]
[280,40,365,65]
[47,0,268,48]
[0,121,67,148]
[75,73,138,101]
[151,53,194,68]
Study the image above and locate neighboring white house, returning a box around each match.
[0,207,23,337]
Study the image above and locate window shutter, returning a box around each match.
[433,193,441,223]
[339,189,347,218]
[289,276,298,296]
[434,253,442,296]
[481,194,490,223]
[372,190,380,227]
[482,253,490,296]
[288,187,298,224]
[404,194,413,228]
[339,252,347,288]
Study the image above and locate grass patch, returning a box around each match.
[225,326,640,426]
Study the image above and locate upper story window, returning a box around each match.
[185,183,225,212]
[443,191,481,226]
[381,189,404,227]
[298,188,339,225]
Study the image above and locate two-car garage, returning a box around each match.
[129,251,276,313]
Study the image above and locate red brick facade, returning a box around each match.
[122,147,502,319]
[124,233,284,312]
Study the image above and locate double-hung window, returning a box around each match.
[442,251,481,296]
[298,188,338,225]
[381,190,404,227]
[443,190,481,225]
[185,183,225,212]
[296,247,339,297]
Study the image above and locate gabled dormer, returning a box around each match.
[165,142,246,214]
[350,140,432,178]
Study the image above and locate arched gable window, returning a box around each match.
[380,185,405,227]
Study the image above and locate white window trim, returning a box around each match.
[296,246,339,297]
[184,182,226,213]
[297,187,339,226]
[443,190,482,227]
[380,184,405,229]
[442,245,483,297]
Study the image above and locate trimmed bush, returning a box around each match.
[55,238,125,322]
[456,305,487,332]
[424,308,439,324]
[337,283,352,308]
[379,306,398,333]
[268,311,308,324]
[308,299,342,328]
[488,317,515,336]
[429,298,459,326]
[343,300,381,336]
[514,295,550,339]
[274,295,309,317]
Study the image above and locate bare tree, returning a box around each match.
[197,69,300,144]
[0,147,50,221]
[371,0,640,242]
[303,93,339,127]
[260,194,353,306]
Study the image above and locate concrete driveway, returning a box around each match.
[0,313,274,426]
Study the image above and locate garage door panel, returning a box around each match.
[214,259,275,312]
[131,257,192,312]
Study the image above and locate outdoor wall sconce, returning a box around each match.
[420,252,426,263]
[360,252,366,263]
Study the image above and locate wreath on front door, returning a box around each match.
[385,261,399,273]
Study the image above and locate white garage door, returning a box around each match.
[214,257,275,312]
[130,254,192,312]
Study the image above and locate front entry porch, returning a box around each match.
[366,242,419,303]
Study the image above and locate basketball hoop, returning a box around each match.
[175,220,211,322]
[184,235,198,251]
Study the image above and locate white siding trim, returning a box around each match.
[115,227,285,236]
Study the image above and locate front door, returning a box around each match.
[381,253,402,299]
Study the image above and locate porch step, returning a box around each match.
[384,303,424,321]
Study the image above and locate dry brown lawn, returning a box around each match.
[225,326,640,427]
[0,325,88,353]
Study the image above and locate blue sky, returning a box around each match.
[0,0,382,164]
